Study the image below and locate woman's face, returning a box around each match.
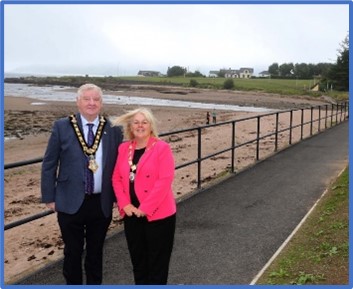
[131,112,152,141]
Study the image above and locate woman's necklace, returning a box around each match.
[128,143,137,182]
[128,139,157,183]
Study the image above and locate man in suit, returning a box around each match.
[41,83,123,285]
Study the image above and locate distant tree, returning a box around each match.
[185,70,205,77]
[218,70,226,78]
[268,63,279,77]
[315,62,333,78]
[279,63,294,77]
[294,63,311,79]
[167,66,187,77]
[267,61,333,80]
[223,79,234,90]
[326,34,349,91]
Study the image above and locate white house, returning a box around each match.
[209,67,254,78]
[258,71,270,78]
[209,70,219,78]
[137,70,162,77]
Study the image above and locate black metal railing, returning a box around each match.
[4,102,349,231]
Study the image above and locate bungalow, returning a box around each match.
[137,70,162,77]
[258,71,270,78]
[209,70,219,78]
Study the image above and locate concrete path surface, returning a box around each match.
[16,121,348,285]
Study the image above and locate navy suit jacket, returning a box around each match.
[41,113,123,217]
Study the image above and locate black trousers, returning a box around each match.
[124,213,176,285]
[57,194,112,285]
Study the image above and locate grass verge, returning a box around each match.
[255,166,349,285]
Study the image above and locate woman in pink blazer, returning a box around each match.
[112,107,176,285]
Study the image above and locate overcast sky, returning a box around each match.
[4,3,349,76]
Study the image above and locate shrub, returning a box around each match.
[223,79,235,90]
[189,79,199,87]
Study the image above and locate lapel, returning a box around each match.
[102,119,109,168]
[76,113,83,132]
[134,137,158,171]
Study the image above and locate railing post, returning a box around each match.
[325,105,328,130]
[318,106,321,132]
[197,127,202,189]
[231,121,235,173]
[331,103,334,127]
[256,116,260,161]
[300,109,304,140]
[275,112,279,152]
[289,110,293,145]
[310,107,314,136]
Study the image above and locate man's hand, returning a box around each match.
[46,202,56,211]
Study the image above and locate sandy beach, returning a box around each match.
[4,85,331,284]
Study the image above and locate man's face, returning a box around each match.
[76,89,102,120]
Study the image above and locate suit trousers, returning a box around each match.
[124,213,176,285]
[57,194,112,285]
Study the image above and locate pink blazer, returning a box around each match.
[112,137,176,221]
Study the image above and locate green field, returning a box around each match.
[5,75,348,100]
[89,76,348,100]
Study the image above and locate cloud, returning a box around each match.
[4,3,349,76]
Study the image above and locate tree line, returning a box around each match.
[267,34,348,91]
[166,34,348,92]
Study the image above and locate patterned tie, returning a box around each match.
[85,123,94,194]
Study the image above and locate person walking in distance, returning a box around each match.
[206,111,210,124]
[212,109,217,124]
[41,83,123,285]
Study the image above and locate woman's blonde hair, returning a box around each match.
[112,107,159,140]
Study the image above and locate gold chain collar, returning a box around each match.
[69,114,106,156]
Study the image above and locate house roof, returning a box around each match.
[239,67,254,73]
[138,70,160,74]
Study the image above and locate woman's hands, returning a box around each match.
[123,204,146,218]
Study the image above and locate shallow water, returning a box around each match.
[4,83,274,113]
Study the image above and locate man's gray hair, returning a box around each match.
[77,83,103,99]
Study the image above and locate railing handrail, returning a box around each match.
[4,101,349,230]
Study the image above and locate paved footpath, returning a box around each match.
[17,121,348,285]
